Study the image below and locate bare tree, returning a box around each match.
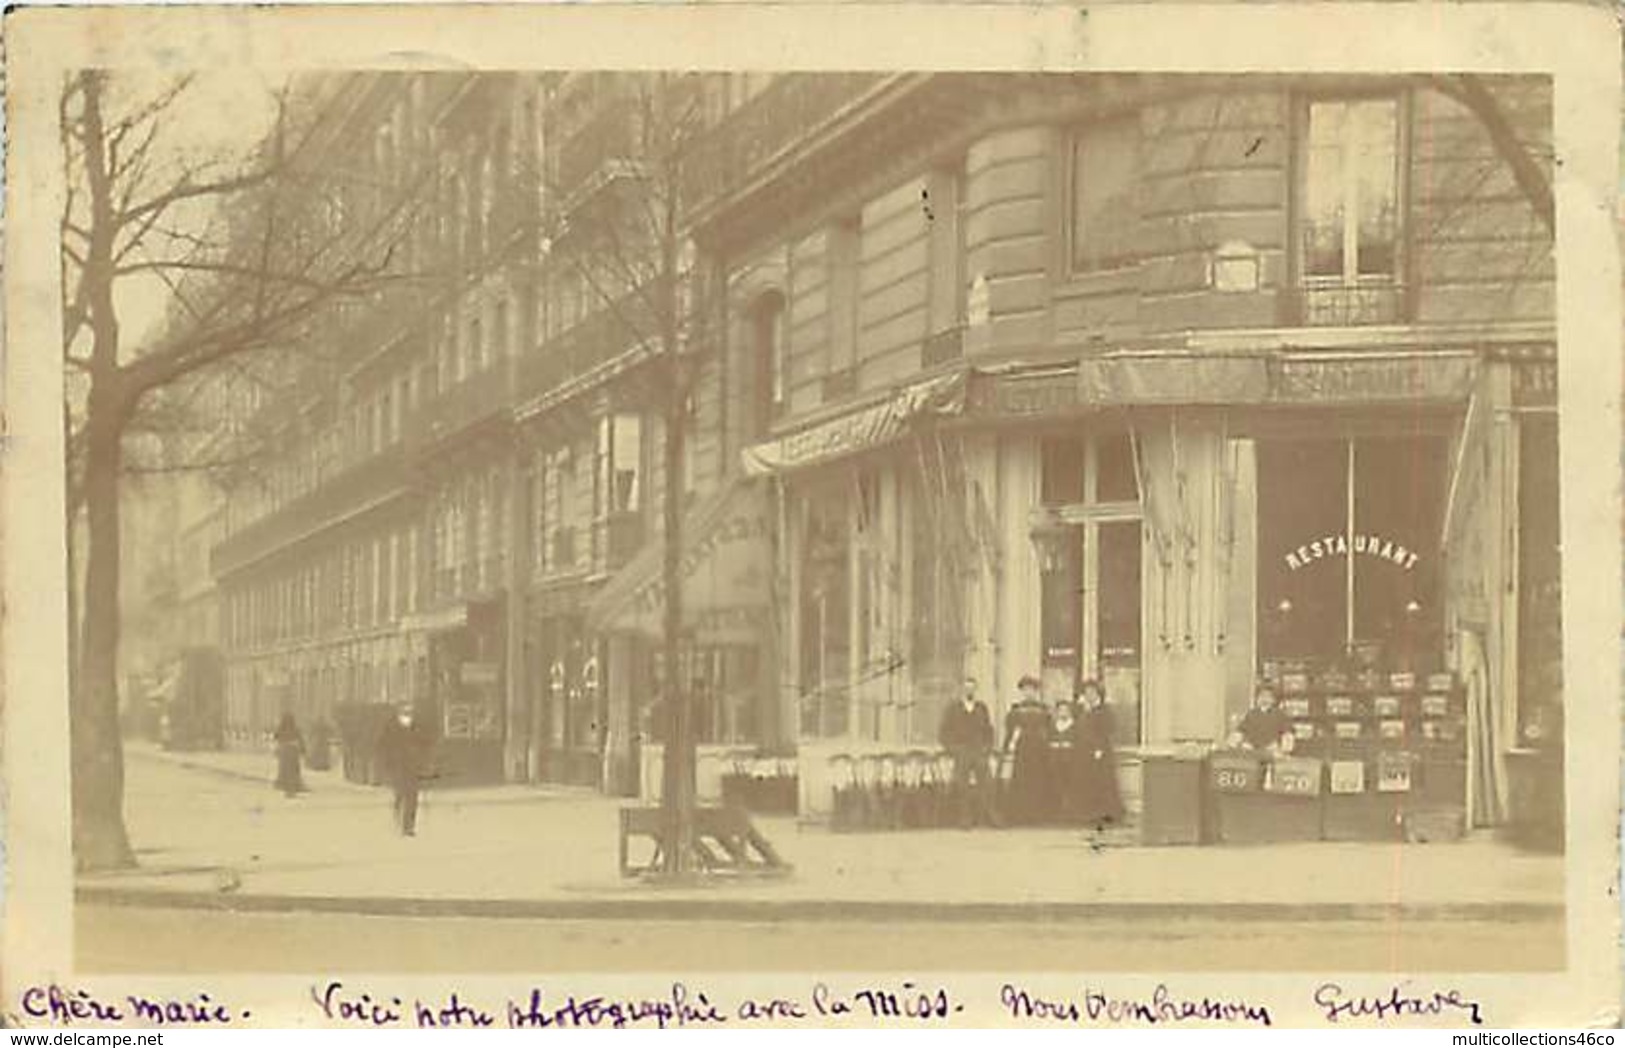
[543,72,718,874]
[60,70,421,870]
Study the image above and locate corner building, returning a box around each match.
[694,74,1558,823]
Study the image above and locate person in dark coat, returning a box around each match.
[379,708,432,836]
[272,712,307,797]
[306,717,334,772]
[1233,683,1291,753]
[939,676,999,828]
[1001,674,1054,825]
[1048,700,1085,825]
[1074,680,1125,831]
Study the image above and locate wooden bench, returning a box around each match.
[618,805,789,877]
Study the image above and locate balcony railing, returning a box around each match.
[519,277,667,402]
[414,363,515,447]
[550,525,578,573]
[211,442,414,577]
[556,94,642,198]
[682,74,888,209]
[604,510,646,572]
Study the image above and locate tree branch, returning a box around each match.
[1430,74,1555,237]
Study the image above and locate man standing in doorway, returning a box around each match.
[940,676,999,828]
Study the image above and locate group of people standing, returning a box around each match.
[939,674,1126,831]
[270,708,434,837]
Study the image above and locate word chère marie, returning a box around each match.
[1283,533,1421,573]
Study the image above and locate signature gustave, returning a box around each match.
[1314,982,1484,1026]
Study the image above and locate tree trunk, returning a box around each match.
[73,413,134,871]
[659,370,695,874]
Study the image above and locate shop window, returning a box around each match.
[1041,436,1086,505]
[1257,435,1444,668]
[1516,415,1562,744]
[1293,94,1407,324]
[1069,115,1138,274]
[825,216,861,397]
[799,488,852,738]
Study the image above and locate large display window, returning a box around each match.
[1257,435,1446,667]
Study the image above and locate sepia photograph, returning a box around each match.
[3,1,1619,1029]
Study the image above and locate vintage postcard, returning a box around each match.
[3,0,1619,1030]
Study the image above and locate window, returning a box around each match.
[1294,95,1406,323]
[800,485,853,738]
[1069,116,1138,273]
[751,292,787,432]
[1256,435,1444,665]
[611,415,642,513]
[468,317,484,376]
[825,217,861,394]
[493,298,509,361]
[1037,430,1144,747]
[925,165,966,339]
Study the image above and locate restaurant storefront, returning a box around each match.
[744,344,1557,844]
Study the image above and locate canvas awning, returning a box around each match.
[1078,353,1271,407]
[741,371,966,477]
[1076,350,1477,408]
[585,477,772,644]
[400,604,469,634]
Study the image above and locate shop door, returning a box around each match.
[1076,519,1144,748]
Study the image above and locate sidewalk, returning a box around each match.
[79,741,1565,920]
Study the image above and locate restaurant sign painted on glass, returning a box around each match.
[1284,532,1421,572]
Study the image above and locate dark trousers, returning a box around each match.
[951,752,998,827]
[393,780,420,835]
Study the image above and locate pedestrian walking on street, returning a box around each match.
[1075,680,1125,833]
[307,716,334,771]
[380,708,432,836]
[1001,674,1054,825]
[272,712,307,797]
[939,676,999,828]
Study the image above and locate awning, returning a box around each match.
[400,605,469,634]
[586,477,772,644]
[1078,353,1271,406]
[741,371,966,477]
[1268,351,1477,405]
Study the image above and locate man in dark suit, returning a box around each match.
[939,676,999,828]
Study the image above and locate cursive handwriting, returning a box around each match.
[812,981,960,1021]
[1002,982,1273,1027]
[310,981,403,1027]
[21,984,247,1026]
[1314,982,1485,1026]
[507,983,727,1030]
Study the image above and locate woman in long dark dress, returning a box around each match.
[272,712,307,797]
[1074,680,1125,831]
[1048,701,1085,825]
[1001,675,1054,825]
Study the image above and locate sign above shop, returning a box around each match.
[1283,532,1421,573]
[1271,354,1474,405]
[969,369,1079,418]
[586,478,772,645]
[1511,359,1557,408]
[741,372,965,476]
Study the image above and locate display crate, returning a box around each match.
[1213,791,1323,844]
[1324,787,1406,841]
[1139,753,1206,846]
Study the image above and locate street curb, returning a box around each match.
[76,886,1564,924]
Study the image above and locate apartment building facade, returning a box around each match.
[211,72,1558,821]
